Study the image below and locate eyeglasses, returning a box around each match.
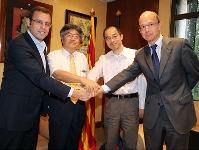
[139,22,159,30]
[31,19,52,28]
[64,32,80,40]
[105,34,119,42]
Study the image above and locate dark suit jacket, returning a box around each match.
[0,31,71,131]
[106,37,199,134]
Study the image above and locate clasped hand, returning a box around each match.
[72,78,103,101]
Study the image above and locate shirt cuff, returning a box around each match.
[139,100,145,109]
[101,85,111,93]
[68,88,74,97]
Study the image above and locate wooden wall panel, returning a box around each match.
[106,0,159,53]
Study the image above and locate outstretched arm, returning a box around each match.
[52,69,100,94]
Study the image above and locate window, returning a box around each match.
[170,0,199,100]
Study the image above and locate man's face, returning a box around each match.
[26,11,51,42]
[62,29,81,52]
[104,27,123,51]
[139,12,162,45]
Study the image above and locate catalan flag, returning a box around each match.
[78,9,96,150]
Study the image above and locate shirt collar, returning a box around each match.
[27,30,46,52]
[61,48,77,58]
[120,47,130,58]
[106,47,128,58]
[148,34,163,49]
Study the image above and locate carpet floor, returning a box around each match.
[95,127,105,150]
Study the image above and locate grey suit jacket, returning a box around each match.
[106,37,199,134]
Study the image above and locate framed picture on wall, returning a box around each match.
[65,9,97,55]
[0,0,53,62]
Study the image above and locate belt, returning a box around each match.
[106,93,138,99]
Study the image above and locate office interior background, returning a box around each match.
[1,0,199,124]
[0,0,171,123]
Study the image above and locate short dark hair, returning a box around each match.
[60,24,84,39]
[29,6,52,21]
[103,25,122,39]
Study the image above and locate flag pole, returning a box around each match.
[78,8,96,150]
[90,8,95,47]
[88,8,95,68]
[116,10,121,28]
[90,8,95,17]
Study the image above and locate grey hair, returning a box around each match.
[60,23,84,39]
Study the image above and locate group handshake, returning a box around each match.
[71,77,104,101]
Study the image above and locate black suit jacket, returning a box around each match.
[106,37,199,134]
[0,31,71,131]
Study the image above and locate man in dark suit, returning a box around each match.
[98,11,199,150]
[0,6,98,149]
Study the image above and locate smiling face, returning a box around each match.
[104,26,123,53]
[139,11,162,45]
[62,29,81,53]
[26,11,51,42]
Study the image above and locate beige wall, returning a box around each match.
[0,0,171,122]
[158,0,171,37]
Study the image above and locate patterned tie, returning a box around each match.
[69,54,78,104]
[151,44,160,82]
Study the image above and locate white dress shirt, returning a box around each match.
[27,30,47,71]
[149,34,163,60]
[87,47,146,109]
[47,48,89,97]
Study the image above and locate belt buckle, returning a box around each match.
[118,95,125,99]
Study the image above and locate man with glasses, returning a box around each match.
[88,25,147,149]
[0,7,99,149]
[98,11,199,150]
[47,24,90,149]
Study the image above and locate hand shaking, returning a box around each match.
[71,88,89,102]
[80,77,101,96]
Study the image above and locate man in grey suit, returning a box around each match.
[98,11,199,150]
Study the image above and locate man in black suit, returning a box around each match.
[98,11,199,150]
[0,6,98,149]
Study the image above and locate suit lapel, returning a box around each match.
[159,37,172,79]
[144,46,156,77]
[24,32,45,71]
[144,37,173,81]
[44,49,50,74]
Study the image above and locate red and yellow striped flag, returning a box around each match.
[78,12,96,150]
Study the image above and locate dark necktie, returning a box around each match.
[151,44,160,82]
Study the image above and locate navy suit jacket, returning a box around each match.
[106,37,199,134]
[0,31,70,131]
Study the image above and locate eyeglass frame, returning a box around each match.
[30,18,52,28]
[105,34,120,42]
[63,32,81,40]
[139,22,159,31]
